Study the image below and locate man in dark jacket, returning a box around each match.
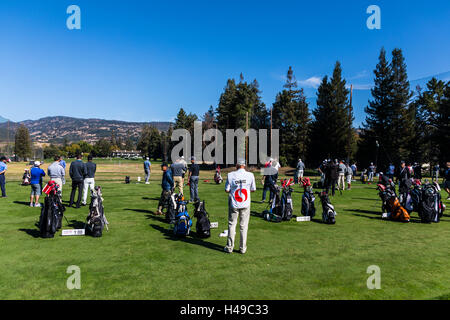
[69,154,86,208]
[156,162,174,216]
[396,160,411,206]
[325,159,339,196]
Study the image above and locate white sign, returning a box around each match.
[296,216,311,222]
[62,229,85,236]
[210,222,218,229]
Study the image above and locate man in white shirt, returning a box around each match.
[224,159,256,254]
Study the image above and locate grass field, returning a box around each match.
[0,160,449,300]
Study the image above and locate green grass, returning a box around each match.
[0,174,449,300]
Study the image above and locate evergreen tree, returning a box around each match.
[272,66,310,165]
[14,125,32,160]
[390,48,414,162]
[309,62,354,165]
[358,48,394,169]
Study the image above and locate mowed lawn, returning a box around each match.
[0,160,450,300]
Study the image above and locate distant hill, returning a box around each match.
[0,115,8,123]
[0,116,172,144]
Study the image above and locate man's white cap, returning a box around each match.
[146,157,149,160]
[269,158,274,162]
[237,158,246,166]
[181,156,185,159]
[34,161,40,166]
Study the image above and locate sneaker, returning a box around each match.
[239,249,247,254]
[223,247,232,254]
[30,203,34,207]
[35,203,41,208]
[447,197,450,201]
[145,182,150,185]
[260,200,265,203]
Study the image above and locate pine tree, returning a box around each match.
[359,48,394,169]
[309,62,353,165]
[273,67,311,165]
[390,48,414,163]
[14,125,32,160]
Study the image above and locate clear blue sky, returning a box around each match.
[0,0,449,125]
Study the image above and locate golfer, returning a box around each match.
[295,159,305,183]
[171,158,186,195]
[144,157,151,184]
[337,160,346,191]
[47,155,65,194]
[82,155,96,206]
[0,156,8,198]
[29,161,45,207]
[69,154,86,208]
[188,156,200,203]
[224,159,256,254]
[156,162,174,218]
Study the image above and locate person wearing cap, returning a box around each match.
[48,155,66,194]
[188,156,200,203]
[69,154,86,208]
[156,162,174,216]
[29,161,46,207]
[82,155,97,206]
[224,159,256,254]
[144,157,151,184]
[0,156,8,198]
[170,158,187,195]
[345,161,353,190]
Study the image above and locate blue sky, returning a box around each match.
[0,0,449,126]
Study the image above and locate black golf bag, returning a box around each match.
[39,181,65,238]
[86,186,109,237]
[166,191,178,224]
[193,201,211,238]
[318,191,336,224]
[280,179,294,221]
[302,188,316,218]
[264,184,283,223]
[418,182,445,223]
[125,176,130,184]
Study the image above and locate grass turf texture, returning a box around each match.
[0,161,449,299]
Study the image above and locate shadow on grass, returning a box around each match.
[13,201,32,206]
[150,224,224,252]
[18,228,40,238]
[124,208,168,223]
[67,219,86,229]
[142,197,160,201]
[353,213,422,223]
[351,197,378,201]
[344,208,380,215]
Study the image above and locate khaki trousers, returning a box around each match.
[225,205,250,253]
[338,173,345,190]
[52,178,64,195]
[173,176,184,195]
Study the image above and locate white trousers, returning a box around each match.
[82,178,95,205]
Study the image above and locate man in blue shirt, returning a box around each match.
[0,156,8,198]
[30,161,46,207]
[60,157,67,169]
[156,162,174,216]
[144,157,151,184]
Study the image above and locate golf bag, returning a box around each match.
[172,194,192,236]
[86,186,109,237]
[125,176,130,184]
[318,191,336,224]
[214,166,223,184]
[405,179,422,214]
[38,181,65,238]
[22,170,31,186]
[377,184,410,222]
[280,179,294,221]
[301,178,316,218]
[264,184,283,223]
[193,201,211,238]
[418,182,445,223]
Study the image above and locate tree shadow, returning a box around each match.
[150,224,224,252]
[18,228,41,238]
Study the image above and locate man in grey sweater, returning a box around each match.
[170,159,187,195]
[82,155,97,206]
[47,155,66,194]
